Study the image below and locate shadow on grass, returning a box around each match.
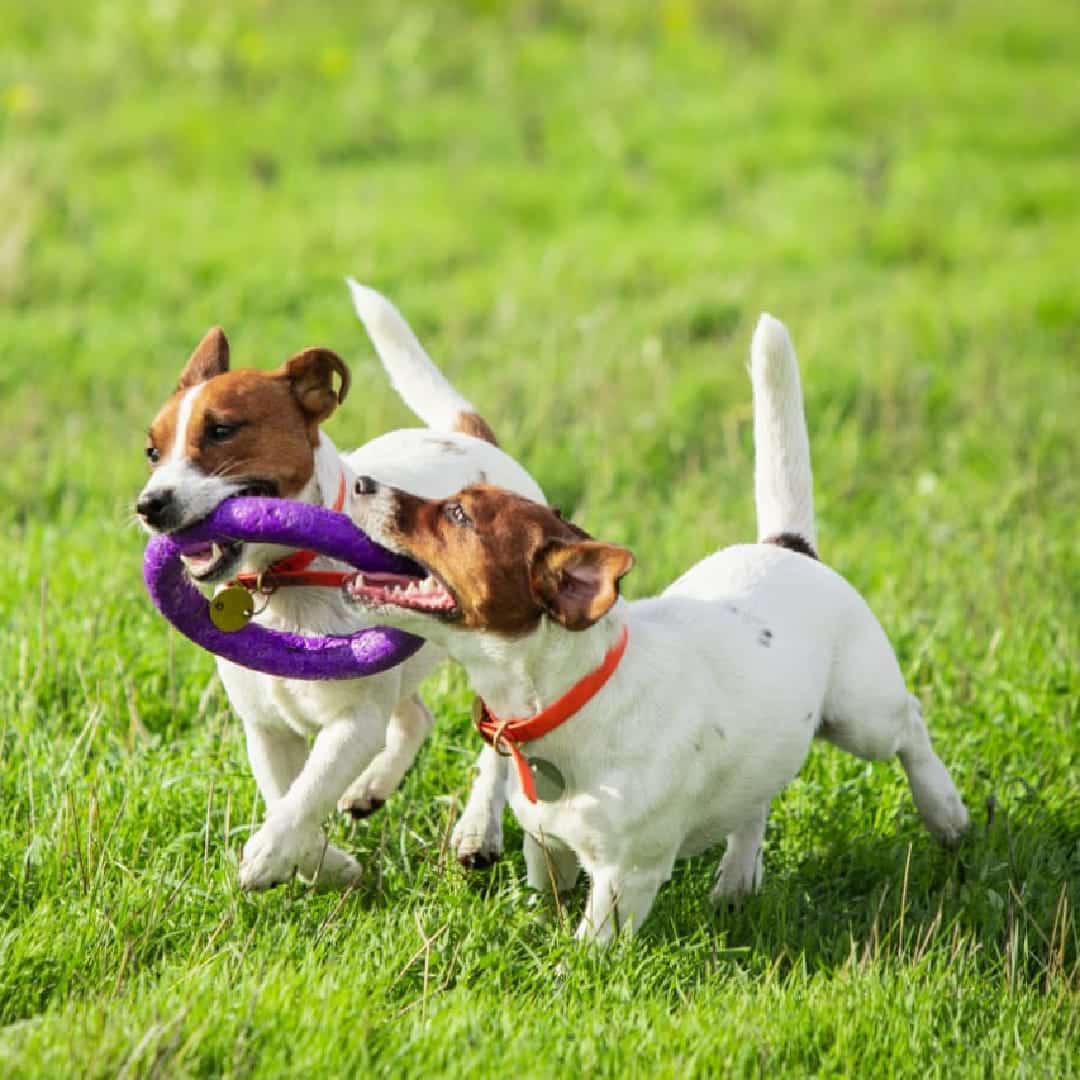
[335,773,1079,991]
[635,794,1080,986]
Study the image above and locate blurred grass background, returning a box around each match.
[0,1,1077,1074]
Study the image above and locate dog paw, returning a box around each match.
[451,816,503,870]
[907,756,972,848]
[240,823,311,892]
[338,766,397,819]
[927,796,971,848]
[574,915,617,947]
[308,844,363,892]
[527,890,571,927]
[710,851,763,909]
[239,822,360,893]
[338,789,386,820]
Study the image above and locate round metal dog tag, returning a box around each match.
[528,757,566,802]
[208,586,255,632]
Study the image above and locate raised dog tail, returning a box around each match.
[346,278,499,445]
[751,313,818,555]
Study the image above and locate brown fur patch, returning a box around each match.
[454,411,500,446]
[147,372,318,497]
[761,532,819,560]
[380,486,633,635]
[178,327,230,391]
[147,393,183,461]
[281,347,350,423]
[146,338,352,497]
[531,540,635,630]
[191,373,319,495]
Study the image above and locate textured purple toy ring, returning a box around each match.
[143,497,425,680]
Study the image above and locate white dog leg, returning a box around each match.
[450,745,507,868]
[524,831,579,896]
[575,862,669,946]
[710,804,768,906]
[822,625,970,847]
[338,694,434,818]
[896,696,970,845]
[240,712,385,892]
[243,720,308,805]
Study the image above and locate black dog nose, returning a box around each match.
[354,475,378,496]
[137,488,176,527]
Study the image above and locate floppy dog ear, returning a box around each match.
[280,347,351,422]
[177,327,230,390]
[530,540,634,631]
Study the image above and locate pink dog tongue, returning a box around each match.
[180,541,222,571]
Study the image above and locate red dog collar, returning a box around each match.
[475,624,629,803]
[233,473,351,591]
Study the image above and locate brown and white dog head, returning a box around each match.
[342,478,634,640]
[136,327,350,582]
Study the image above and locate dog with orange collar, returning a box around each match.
[136,281,545,891]
[342,314,970,942]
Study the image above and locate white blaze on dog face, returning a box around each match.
[136,327,351,578]
[346,483,634,636]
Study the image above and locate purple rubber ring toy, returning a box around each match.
[143,497,425,680]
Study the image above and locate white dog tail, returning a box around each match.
[346,277,499,444]
[751,313,818,555]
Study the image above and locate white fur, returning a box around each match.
[752,313,816,547]
[351,313,970,940]
[347,277,476,431]
[169,385,200,463]
[143,286,544,890]
[346,429,543,503]
[139,385,242,526]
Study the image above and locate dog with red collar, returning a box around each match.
[342,314,970,942]
[136,281,544,891]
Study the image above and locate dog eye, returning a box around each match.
[207,422,238,443]
[145,445,161,464]
[444,503,471,527]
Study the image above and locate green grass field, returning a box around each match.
[2,0,1078,1074]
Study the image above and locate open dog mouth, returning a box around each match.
[178,480,278,581]
[343,569,458,616]
[180,539,244,581]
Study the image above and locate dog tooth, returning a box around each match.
[210,542,223,563]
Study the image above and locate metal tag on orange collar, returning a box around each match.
[527,757,566,801]
[209,586,255,632]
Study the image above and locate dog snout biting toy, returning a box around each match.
[143,497,425,680]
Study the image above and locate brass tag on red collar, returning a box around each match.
[208,586,255,632]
